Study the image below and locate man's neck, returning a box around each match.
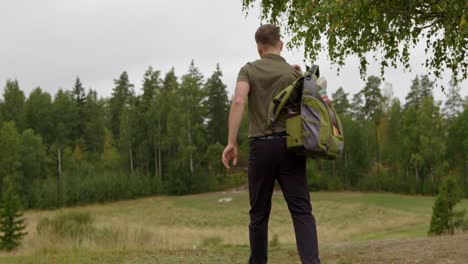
[262,50,281,57]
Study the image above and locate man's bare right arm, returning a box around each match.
[222,81,250,169]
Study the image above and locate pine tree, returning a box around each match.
[178,61,206,178]
[141,66,161,111]
[109,71,134,141]
[162,68,178,93]
[360,76,383,172]
[1,80,26,131]
[137,67,162,176]
[405,75,434,109]
[72,77,86,108]
[405,76,420,108]
[361,76,383,121]
[156,68,179,180]
[383,98,403,167]
[443,78,464,120]
[82,89,105,153]
[204,64,229,145]
[119,90,139,175]
[0,176,27,251]
[71,77,86,140]
[350,92,364,121]
[331,87,350,115]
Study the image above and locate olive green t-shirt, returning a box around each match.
[237,54,301,138]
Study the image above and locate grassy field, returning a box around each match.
[0,190,467,263]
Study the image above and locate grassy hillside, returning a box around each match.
[0,190,467,263]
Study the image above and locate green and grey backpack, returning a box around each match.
[268,65,344,160]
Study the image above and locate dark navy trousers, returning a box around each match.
[248,137,320,264]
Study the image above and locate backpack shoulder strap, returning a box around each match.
[305,65,320,79]
[267,80,298,130]
[267,65,320,130]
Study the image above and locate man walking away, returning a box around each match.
[222,24,321,264]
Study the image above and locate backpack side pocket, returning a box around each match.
[301,96,331,155]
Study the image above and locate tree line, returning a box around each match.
[0,61,466,209]
[0,61,238,209]
[310,75,467,197]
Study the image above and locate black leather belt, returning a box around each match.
[249,132,287,142]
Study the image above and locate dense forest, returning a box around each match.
[0,61,466,209]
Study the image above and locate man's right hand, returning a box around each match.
[292,64,302,72]
[222,144,238,169]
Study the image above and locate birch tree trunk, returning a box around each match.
[375,124,380,175]
[129,146,134,175]
[57,147,63,206]
[188,118,193,176]
[57,148,62,180]
[415,166,419,183]
[158,145,162,180]
[154,144,158,178]
[158,118,162,180]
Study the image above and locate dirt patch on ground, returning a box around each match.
[319,233,468,264]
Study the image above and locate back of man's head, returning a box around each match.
[255,24,281,49]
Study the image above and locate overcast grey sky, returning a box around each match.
[0,0,466,104]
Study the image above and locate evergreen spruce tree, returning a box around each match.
[383,99,403,168]
[360,76,383,172]
[331,87,350,115]
[405,76,421,108]
[350,92,364,121]
[0,176,27,251]
[71,77,86,140]
[204,64,229,145]
[156,69,179,180]
[109,71,134,141]
[82,89,105,153]
[443,78,464,120]
[141,66,161,111]
[405,75,434,109]
[429,177,464,235]
[138,66,162,176]
[72,77,86,109]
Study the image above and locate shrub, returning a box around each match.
[200,236,223,247]
[92,226,129,247]
[37,212,154,249]
[36,211,94,244]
